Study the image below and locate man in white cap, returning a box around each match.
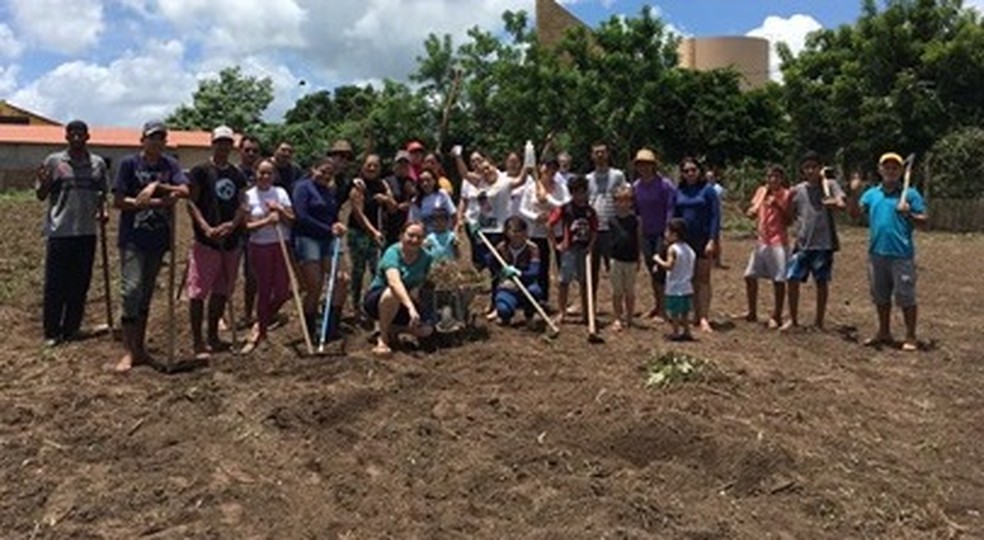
[185,125,247,359]
[112,119,190,372]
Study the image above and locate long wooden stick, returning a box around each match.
[899,153,916,210]
[585,251,601,341]
[435,69,463,154]
[99,209,114,331]
[223,242,238,353]
[476,230,559,336]
[167,207,177,366]
[277,226,314,356]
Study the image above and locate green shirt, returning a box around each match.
[370,243,433,290]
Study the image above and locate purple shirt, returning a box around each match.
[633,176,676,237]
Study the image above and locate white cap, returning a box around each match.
[211,125,235,143]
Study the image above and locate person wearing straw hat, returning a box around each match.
[111,120,189,372]
[848,152,928,352]
[35,120,110,346]
[631,148,676,322]
[185,125,248,359]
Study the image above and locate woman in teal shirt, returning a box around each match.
[363,221,434,355]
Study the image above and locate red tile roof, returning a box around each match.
[0,124,214,149]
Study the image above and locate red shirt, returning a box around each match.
[751,185,790,246]
[548,202,598,248]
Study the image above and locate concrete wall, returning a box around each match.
[0,144,217,190]
[677,37,770,90]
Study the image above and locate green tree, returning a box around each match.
[167,66,274,133]
[780,0,984,177]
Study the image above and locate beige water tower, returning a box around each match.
[677,37,771,90]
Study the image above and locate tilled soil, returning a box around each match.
[1,200,982,539]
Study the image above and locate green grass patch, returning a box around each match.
[643,350,707,388]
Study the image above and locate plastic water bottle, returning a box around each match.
[523,140,535,170]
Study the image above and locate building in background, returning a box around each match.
[0,123,215,190]
[535,0,770,90]
[0,100,61,126]
[677,36,770,90]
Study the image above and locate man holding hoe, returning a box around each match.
[848,152,928,351]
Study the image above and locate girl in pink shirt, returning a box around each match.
[742,165,792,328]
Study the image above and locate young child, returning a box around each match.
[491,216,544,327]
[423,207,458,263]
[548,175,598,326]
[848,152,928,351]
[783,151,845,331]
[609,184,642,331]
[743,165,791,328]
[653,218,695,341]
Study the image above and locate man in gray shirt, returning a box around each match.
[35,120,109,346]
[783,151,846,331]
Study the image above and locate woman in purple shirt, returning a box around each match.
[632,149,676,321]
[673,157,721,332]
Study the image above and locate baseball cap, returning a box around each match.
[406,140,425,152]
[65,120,89,134]
[394,150,411,163]
[800,150,821,165]
[142,120,167,138]
[879,152,904,165]
[211,125,235,143]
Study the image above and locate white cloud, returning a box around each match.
[746,14,823,82]
[10,40,196,127]
[152,0,306,53]
[8,0,104,54]
[966,0,984,12]
[0,65,19,94]
[0,24,24,59]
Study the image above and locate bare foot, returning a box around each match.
[698,319,714,333]
[372,340,393,356]
[554,314,566,326]
[779,320,798,332]
[767,318,781,330]
[113,353,135,373]
[611,320,624,333]
[901,340,918,352]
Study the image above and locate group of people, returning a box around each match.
[35,119,928,372]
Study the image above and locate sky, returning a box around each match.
[0,0,981,128]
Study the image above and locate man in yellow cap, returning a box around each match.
[848,152,928,351]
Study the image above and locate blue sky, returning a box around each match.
[0,0,980,128]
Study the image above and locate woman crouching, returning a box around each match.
[363,221,434,356]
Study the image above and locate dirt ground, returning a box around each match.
[1,196,982,539]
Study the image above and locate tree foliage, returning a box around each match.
[928,126,984,198]
[781,0,984,177]
[167,67,274,134]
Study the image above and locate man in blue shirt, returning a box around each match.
[849,152,928,352]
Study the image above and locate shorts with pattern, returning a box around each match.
[868,255,917,307]
[786,249,834,283]
[186,242,241,300]
[744,244,788,282]
[560,245,588,285]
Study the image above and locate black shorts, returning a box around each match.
[362,286,411,326]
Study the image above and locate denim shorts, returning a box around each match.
[294,235,335,263]
[559,245,588,284]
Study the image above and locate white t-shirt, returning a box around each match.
[246,185,292,245]
[519,180,570,239]
[665,241,696,296]
[462,174,511,234]
[507,172,531,218]
[587,167,627,232]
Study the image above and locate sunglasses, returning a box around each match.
[682,167,698,173]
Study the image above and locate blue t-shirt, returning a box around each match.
[113,153,188,251]
[859,185,926,259]
[674,182,721,251]
[370,243,433,291]
[292,178,338,240]
[425,230,457,262]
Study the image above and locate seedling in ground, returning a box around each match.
[644,351,706,388]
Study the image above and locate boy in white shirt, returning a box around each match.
[653,218,695,341]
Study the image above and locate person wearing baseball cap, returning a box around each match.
[184,125,248,359]
[783,150,846,332]
[848,151,927,351]
[35,120,109,347]
[406,140,426,181]
[380,150,415,246]
[111,120,189,372]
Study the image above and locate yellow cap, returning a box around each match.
[879,152,904,165]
